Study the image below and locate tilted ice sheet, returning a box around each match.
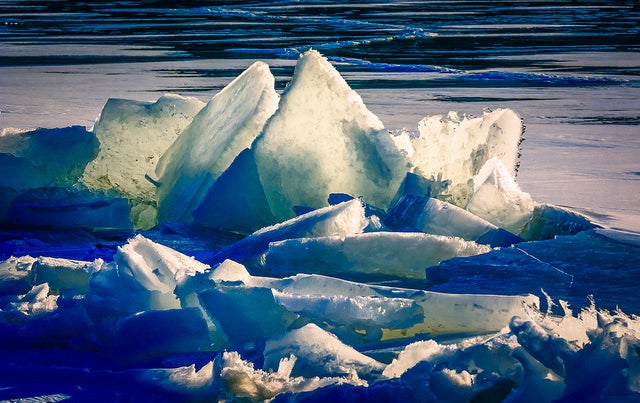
[156,62,279,224]
[207,199,368,265]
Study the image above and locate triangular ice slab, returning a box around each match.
[253,50,407,221]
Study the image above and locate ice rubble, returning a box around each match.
[1,235,638,401]
[0,49,625,401]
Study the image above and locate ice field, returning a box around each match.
[1,1,639,401]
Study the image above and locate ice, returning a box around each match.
[466,157,535,234]
[219,351,365,401]
[113,308,211,364]
[0,126,98,192]
[261,232,491,279]
[79,94,204,229]
[384,194,523,247]
[7,186,133,231]
[251,272,538,342]
[190,147,277,233]
[207,199,367,265]
[410,109,523,207]
[156,62,279,224]
[0,51,633,401]
[252,50,408,221]
[0,255,36,295]
[108,234,209,310]
[5,283,58,318]
[263,324,385,379]
[520,203,596,241]
[30,256,103,294]
[199,285,299,347]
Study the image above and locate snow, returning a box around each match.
[156,62,278,224]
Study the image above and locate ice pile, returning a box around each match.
[1,233,638,401]
[1,50,630,401]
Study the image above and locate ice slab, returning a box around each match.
[97,234,210,311]
[206,199,367,265]
[8,187,133,231]
[426,229,640,314]
[249,271,538,342]
[263,324,385,379]
[0,126,98,192]
[198,285,299,347]
[30,256,103,294]
[410,109,523,207]
[520,203,596,241]
[466,157,535,234]
[156,62,278,224]
[0,255,36,295]
[253,50,407,221]
[384,194,523,247]
[262,232,491,279]
[80,95,204,214]
[191,147,276,233]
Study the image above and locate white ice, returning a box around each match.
[262,232,491,279]
[410,109,523,207]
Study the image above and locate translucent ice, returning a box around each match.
[253,50,407,221]
[466,157,535,234]
[0,126,98,192]
[410,109,523,207]
[0,255,36,295]
[262,232,491,279]
[208,199,368,265]
[30,256,103,294]
[112,234,209,310]
[156,62,279,224]
[80,94,204,228]
[384,194,523,247]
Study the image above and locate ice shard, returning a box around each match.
[253,50,408,221]
[80,94,204,228]
[156,62,279,224]
[410,109,523,207]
